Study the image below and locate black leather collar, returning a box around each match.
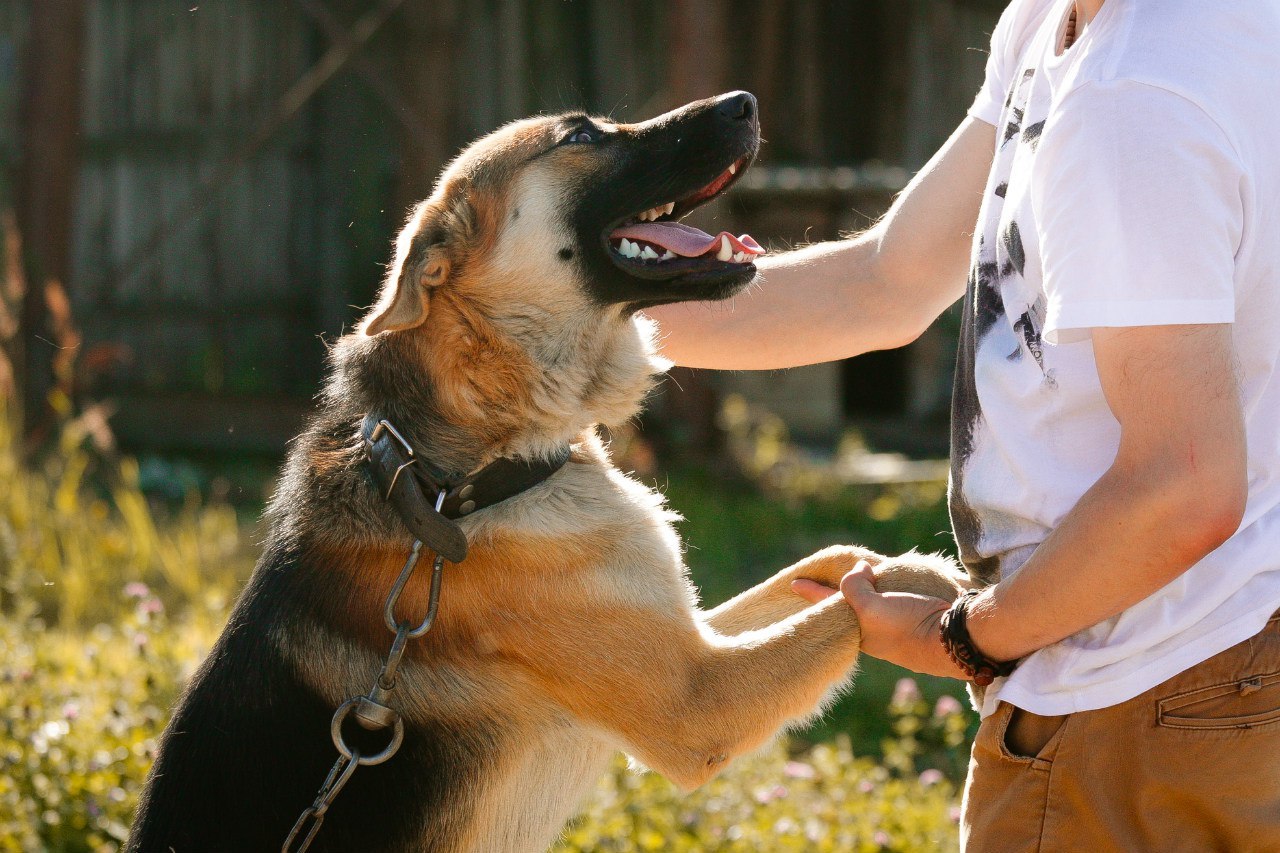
[361,414,572,564]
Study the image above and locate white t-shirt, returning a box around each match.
[952,0,1280,717]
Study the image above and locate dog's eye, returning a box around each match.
[564,129,597,144]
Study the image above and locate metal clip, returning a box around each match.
[282,752,361,853]
[367,418,415,457]
[383,491,449,637]
[384,458,417,501]
[330,698,405,765]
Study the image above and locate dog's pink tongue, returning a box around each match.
[610,222,764,258]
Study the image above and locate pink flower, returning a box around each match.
[891,677,921,707]
[754,784,788,804]
[919,768,944,787]
[783,760,816,779]
[933,694,964,718]
[123,582,150,598]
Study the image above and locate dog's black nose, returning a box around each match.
[715,91,756,122]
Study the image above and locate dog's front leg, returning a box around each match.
[520,593,875,789]
[703,545,968,635]
[506,550,966,791]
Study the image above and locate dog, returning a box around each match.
[127,91,967,853]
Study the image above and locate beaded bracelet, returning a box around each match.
[939,590,1017,686]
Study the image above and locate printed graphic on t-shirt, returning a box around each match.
[950,65,1054,584]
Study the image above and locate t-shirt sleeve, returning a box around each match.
[1031,80,1244,345]
[969,0,1047,127]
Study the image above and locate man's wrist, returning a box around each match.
[964,584,1047,664]
[939,590,1018,685]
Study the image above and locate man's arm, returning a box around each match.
[646,116,996,370]
[796,323,1248,677]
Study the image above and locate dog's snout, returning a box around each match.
[715,91,756,122]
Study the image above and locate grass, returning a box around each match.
[0,412,971,851]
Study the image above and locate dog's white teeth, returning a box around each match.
[662,250,675,260]
[636,203,673,222]
[728,162,737,175]
[640,245,658,260]
[733,251,746,263]
[716,235,733,262]
[618,238,636,257]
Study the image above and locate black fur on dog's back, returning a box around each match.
[126,540,505,852]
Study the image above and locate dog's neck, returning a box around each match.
[332,294,662,474]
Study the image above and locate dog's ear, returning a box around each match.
[364,202,452,336]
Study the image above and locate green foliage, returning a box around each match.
[0,414,238,850]
[0,413,248,628]
[0,598,218,852]
[556,737,960,853]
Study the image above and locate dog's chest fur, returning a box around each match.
[290,439,693,852]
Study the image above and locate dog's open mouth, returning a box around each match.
[605,155,764,275]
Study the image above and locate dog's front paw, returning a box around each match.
[790,544,889,589]
[872,551,969,602]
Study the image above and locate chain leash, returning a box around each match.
[283,494,449,853]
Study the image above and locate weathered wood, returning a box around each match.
[110,391,311,453]
[16,0,86,435]
[4,0,1005,451]
[391,0,459,212]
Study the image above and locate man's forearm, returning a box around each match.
[647,232,920,370]
[646,116,995,370]
[967,460,1245,663]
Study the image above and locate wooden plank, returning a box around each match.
[495,0,525,121]
[110,391,311,453]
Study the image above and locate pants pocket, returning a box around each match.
[1157,669,1280,731]
[998,705,1068,770]
[962,703,1064,851]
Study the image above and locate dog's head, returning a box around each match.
[363,91,762,336]
[346,93,761,456]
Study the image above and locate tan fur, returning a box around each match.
[275,104,970,850]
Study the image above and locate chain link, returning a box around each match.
[283,494,449,853]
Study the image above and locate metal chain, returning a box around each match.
[283,493,449,853]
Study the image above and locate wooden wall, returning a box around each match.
[0,0,1003,450]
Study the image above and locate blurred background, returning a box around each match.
[1,1,1003,850]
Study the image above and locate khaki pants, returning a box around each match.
[961,611,1280,852]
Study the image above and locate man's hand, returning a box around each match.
[793,561,969,680]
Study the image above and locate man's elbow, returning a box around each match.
[869,253,961,350]
[1195,478,1248,554]
[1168,463,1248,558]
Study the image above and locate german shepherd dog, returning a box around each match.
[128,92,966,853]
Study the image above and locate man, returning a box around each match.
[648,0,1280,848]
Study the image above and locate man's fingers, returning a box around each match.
[839,560,878,604]
[792,578,839,603]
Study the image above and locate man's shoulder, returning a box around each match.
[1089,1,1280,123]
[989,0,1059,68]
